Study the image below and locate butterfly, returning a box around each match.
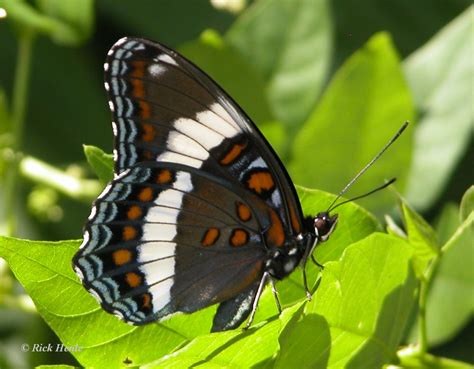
[72,37,340,332]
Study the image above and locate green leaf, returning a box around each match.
[290,33,414,215]
[0,236,212,368]
[2,0,93,45]
[179,29,273,124]
[460,185,474,222]
[435,203,460,246]
[83,145,114,184]
[279,233,416,368]
[331,0,470,64]
[402,202,438,278]
[274,310,330,368]
[404,6,474,210]
[35,365,76,369]
[424,212,474,346]
[148,321,280,368]
[227,0,332,127]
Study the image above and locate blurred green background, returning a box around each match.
[0,0,472,367]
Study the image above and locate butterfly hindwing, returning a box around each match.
[211,278,261,332]
[74,162,272,324]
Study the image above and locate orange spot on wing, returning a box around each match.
[142,123,155,142]
[247,171,274,194]
[236,202,251,222]
[142,293,152,309]
[123,226,137,241]
[138,187,153,202]
[130,61,146,78]
[267,209,285,247]
[125,272,142,287]
[202,227,220,247]
[139,101,151,119]
[129,61,147,98]
[130,79,145,98]
[220,143,246,165]
[230,229,249,247]
[112,249,132,265]
[127,205,142,220]
[156,169,173,184]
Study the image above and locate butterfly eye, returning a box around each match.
[314,212,338,241]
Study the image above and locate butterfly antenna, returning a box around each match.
[326,121,409,212]
[329,178,396,211]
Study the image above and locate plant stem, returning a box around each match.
[11,32,34,147]
[3,29,34,236]
[417,254,440,355]
[412,208,473,357]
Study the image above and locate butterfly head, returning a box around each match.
[313,212,338,242]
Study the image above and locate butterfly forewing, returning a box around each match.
[104,38,304,238]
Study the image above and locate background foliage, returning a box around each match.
[0,0,472,368]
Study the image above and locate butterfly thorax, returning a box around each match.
[264,231,314,280]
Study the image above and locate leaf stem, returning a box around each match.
[416,254,440,354]
[3,29,34,236]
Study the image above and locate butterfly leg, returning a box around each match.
[269,275,282,314]
[302,258,325,300]
[302,265,312,301]
[301,245,314,301]
[245,271,269,329]
[301,236,323,300]
[311,254,324,270]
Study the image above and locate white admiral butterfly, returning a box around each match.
[73,37,406,332]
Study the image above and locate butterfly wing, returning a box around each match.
[211,278,261,332]
[74,162,271,324]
